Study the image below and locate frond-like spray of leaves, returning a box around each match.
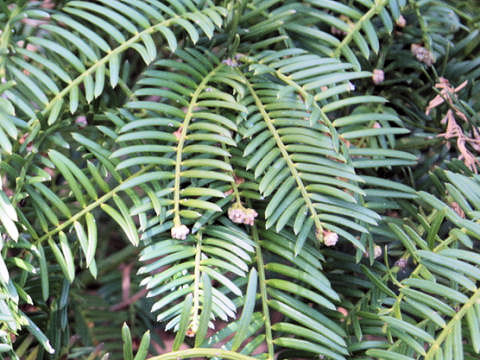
[2,0,480,359]
[139,220,254,340]
[113,49,246,236]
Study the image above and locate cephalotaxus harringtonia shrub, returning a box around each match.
[0,0,479,359]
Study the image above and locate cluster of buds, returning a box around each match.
[243,208,258,225]
[228,203,258,226]
[411,44,435,66]
[171,224,189,240]
[372,69,384,85]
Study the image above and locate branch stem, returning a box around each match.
[190,231,203,334]
[149,348,257,360]
[251,218,274,359]
[409,0,431,50]
[425,287,480,359]
[241,72,323,238]
[334,0,389,58]
[222,144,242,204]
[172,65,223,226]
[35,164,155,245]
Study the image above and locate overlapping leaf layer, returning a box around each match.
[1,0,479,359]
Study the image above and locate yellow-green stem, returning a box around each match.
[273,72,334,132]
[148,348,257,360]
[11,7,220,207]
[190,231,203,334]
[240,71,323,238]
[390,232,459,314]
[334,0,390,58]
[222,144,242,204]
[385,228,473,353]
[425,287,480,359]
[172,65,224,226]
[35,164,155,245]
[251,221,274,359]
[36,8,218,122]
[409,0,432,51]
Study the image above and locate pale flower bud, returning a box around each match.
[228,204,258,226]
[395,258,408,269]
[222,58,238,67]
[228,206,245,224]
[373,245,382,259]
[337,306,348,317]
[450,202,465,218]
[75,116,87,128]
[243,208,258,226]
[396,15,406,28]
[411,44,435,66]
[323,230,338,247]
[372,69,384,85]
[173,126,183,140]
[171,224,189,240]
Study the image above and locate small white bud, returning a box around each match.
[242,208,258,226]
[228,206,245,224]
[395,258,408,269]
[396,15,406,28]
[411,44,435,66]
[171,224,189,240]
[372,69,384,85]
[222,58,238,67]
[323,230,338,247]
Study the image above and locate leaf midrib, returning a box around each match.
[172,64,224,225]
[34,5,223,122]
[35,164,155,245]
[240,72,323,239]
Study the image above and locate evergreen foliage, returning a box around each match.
[0,0,479,359]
